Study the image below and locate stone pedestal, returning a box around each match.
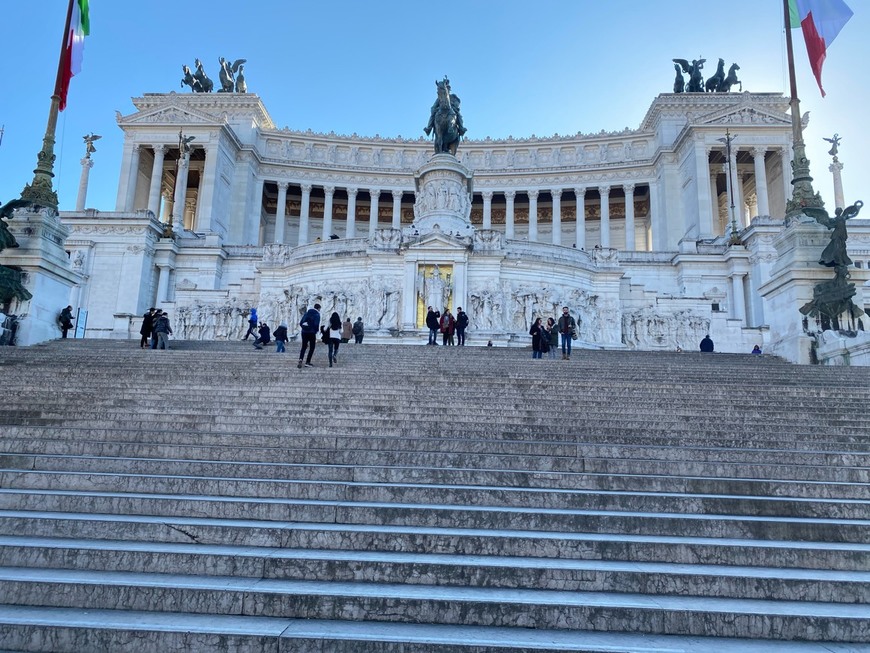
[412,154,474,238]
[0,208,78,345]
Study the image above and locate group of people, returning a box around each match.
[529,306,578,359]
[425,306,470,346]
[139,308,173,349]
[292,305,365,368]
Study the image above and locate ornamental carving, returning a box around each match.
[622,307,710,350]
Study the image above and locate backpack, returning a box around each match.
[352,322,362,335]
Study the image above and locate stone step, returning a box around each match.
[2,470,868,518]
[2,536,867,603]
[1,568,868,641]
[1,607,866,653]
[2,453,866,499]
[4,512,868,571]
[1,490,868,542]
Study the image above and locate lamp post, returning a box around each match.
[718,129,740,244]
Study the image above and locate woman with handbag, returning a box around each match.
[327,312,342,367]
[529,317,545,359]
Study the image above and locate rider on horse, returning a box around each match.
[425,77,466,139]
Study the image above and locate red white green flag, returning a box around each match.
[57,0,90,111]
[788,0,853,97]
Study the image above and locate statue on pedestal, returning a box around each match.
[673,58,706,93]
[218,57,246,93]
[424,77,466,156]
[0,199,34,303]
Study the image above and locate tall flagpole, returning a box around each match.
[782,0,825,221]
[20,0,75,211]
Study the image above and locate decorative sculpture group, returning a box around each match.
[672,57,741,93]
[181,57,247,93]
[424,76,466,155]
[0,199,33,303]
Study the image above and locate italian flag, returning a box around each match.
[788,0,853,97]
[57,0,90,111]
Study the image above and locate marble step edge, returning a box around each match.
[1,569,868,642]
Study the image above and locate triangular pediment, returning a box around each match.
[697,103,790,127]
[119,97,220,126]
[406,230,470,251]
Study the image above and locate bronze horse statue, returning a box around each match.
[705,58,725,92]
[719,63,742,92]
[425,78,461,156]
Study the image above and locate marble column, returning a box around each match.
[322,186,335,240]
[368,189,381,238]
[736,172,747,227]
[751,148,770,217]
[599,186,611,248]
[298,183,311,245]
[574,187,586,250]
[731,273,746,323]
[709,171,719,232]
[551,189,562,246]
[829,158,845,211]
[505,191,516,239]
[346,187,358,238]
[722,163,736,233]
[125,145,141,211]
[391,189,403,229]
[146,145,166,218]
[528,190,539,242]
[172,152,190,233]
[696,144,714,237]
[482,191,493,230]
[76,158,94,212]
[623,183,636,251]
[274,181,288,244]
[251,177,265,244]
[650,182,663,250]
[156,264,172,305]
[780,146,792,209]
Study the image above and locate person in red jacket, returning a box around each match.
[439,308,456,346]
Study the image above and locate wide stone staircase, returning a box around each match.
[0,339,868,652]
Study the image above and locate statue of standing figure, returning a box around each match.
[424,77,466,156]
[218,57,246,92]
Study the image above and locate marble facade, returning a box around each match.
[53,90,870,358]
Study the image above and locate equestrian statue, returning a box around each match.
[424,77,466,156]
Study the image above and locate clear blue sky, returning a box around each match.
[2,1,867,213]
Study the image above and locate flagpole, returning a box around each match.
[20,0,75,212]
[782,0,825,220]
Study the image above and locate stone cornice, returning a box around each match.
[124,92,275,129]
[640,91,789,132]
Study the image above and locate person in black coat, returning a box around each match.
[140,308,155,349]
[700,335,714,353]
[426,306,441,345]
[455,307,469,346]
[253,322,271,349]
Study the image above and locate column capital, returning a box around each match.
[504,190,516,201]
[750,147,767,159]
[370,188,381,198]
[152,144,166,155]
[347,187,358,198]
[80,158,95,169]
[131,144,141,152]
[574,187,586,198]
[599,185,610,198]
[323,185,335,196]
[623,183,635,194]
[301,183,313,193]
[829,160,844,173]
[277,180,289,191]
[551,188,562,199]
[391,189,403,200]
[482,190,494,201]
[528,189,539,200]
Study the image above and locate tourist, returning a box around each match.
[440,308,456,346]
[58,305,74,339]
[253,322,271,349]
[150,309,163,349]
[455,307,469,346]
[140,308,155,349]
[530,317,545,359]
[426,306,441,345]
[557,306,577,360]
[751,344,762,355]
[352,317,364,344]
[327,312,342,367]
[341,318,353,343]
[273,322,288,353]
[700,334,714,353]
[243,308,258,340]
[546,317,559,359]
[297,303,321,368]
[487,340,493,347]
[154,312,173,350]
